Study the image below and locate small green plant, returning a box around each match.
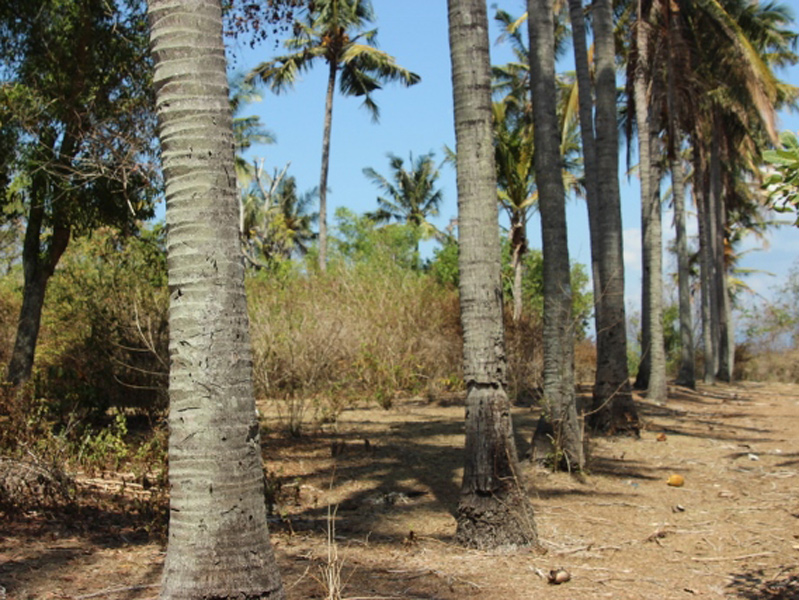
[76,413,130,473]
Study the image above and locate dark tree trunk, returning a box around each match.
[694,147,716,384]
[529,0,584,471]
[6,177,70,386]
[672,154,695,387]
[589,0,639,434]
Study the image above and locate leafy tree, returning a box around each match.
[447,0,536,549]
[0,0,158,385]
[148,0,284,597]
[331,207,419,271]
[246,0,420,271]
[764,130,799,224]
[363,151,444,259]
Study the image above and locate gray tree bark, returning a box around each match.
[665,5,695,389]
[148,0,284,597]
[529,0,584,471]
[317,59,337,272]
[632,1,667,402]
[671,154,695,387]
[589,0,640,434]
[447,0,537,549]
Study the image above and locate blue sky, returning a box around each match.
[224,0,799,325]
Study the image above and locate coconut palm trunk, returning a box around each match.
[318,60,336,271]
[447,0,536,549]
[590,0,639,433]
[510,216,526,322]
[566,0,602,327]
[694,147,717,384]
[148,1,284,598]
[632,0,667,402]
[671,153,695,387]
[529,0,583,471]
[664,2,695,388]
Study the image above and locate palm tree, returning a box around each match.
[447,0,536,550]
[363,151,443,259]
[241,168,318,266]
[492,7,581,323]
[628,0,668,401]
[658,0,797,382]
[230,74,275,187]
[148,0,284,597]
[528,0,584,471]
[246,0,420,271]
[589,0,641,433]
[492,101,537,322]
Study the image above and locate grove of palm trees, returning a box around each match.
[1,0,799,599]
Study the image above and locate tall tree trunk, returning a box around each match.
[672,154,695,387]
[511,232,524,322]
[708,124,722,378]
[6,176,70,386]
[715,160,732,382]
[148,1,284,598]
[567,0,604,368]
[665,5,695,389]
[590,0,639,434]
[447,0,536,550]
[529,0,583,471]
[694,147,716,384]
[510,213,527,322]
[317,60,337,272]
[632,1,666,402]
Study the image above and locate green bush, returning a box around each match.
[33,225,169,423]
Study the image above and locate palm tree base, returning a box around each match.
[455,490,537,550]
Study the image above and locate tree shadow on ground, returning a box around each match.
[260,397,659,544]
[0,503,160,599]
[726,567,799,599]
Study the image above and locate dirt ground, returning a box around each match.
[2,381,799,600]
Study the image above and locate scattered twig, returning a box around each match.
[690,551,773,563]
[71,584,159,599]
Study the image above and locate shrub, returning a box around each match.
[248,259,462,431]
[33,225,169,423]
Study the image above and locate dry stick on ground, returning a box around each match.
[690,551,774,562]
[71,583,159,599]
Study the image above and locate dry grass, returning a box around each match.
[3,381,799,600]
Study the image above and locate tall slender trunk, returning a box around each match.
[591,0,639,434]
[448,0,536,549]
[715,148,732,382]
[317,60,337,272]
[149,1,284,597]
[511,229,524,322]
[567,0,605,375]
[632,1,666,402]
[529,0,583,471]
[672,154,695,387]
[665,5,695,388]
[694,145,716,383]
[708,124,723,378]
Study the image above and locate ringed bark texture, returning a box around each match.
[528,0,583,471]
[590,0,639,434]
[148,1,284,598]
[447,0,536,550]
